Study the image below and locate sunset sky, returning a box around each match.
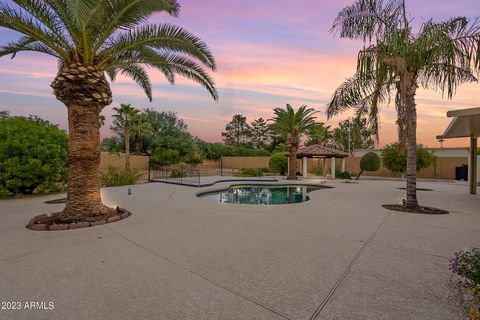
[0,0,479,148]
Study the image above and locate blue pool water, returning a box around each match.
[198,185,327,205]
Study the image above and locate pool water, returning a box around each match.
[198,185,326,205]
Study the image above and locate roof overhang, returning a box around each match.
[437,107,480,140]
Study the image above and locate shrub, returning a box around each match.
[336,171,352,179]
[382,143,436,175]
[357,152,381,180]
[449,248,480,319]
[151,148,180,167]
[170,167,187,178]
[312,166,323,176]
[0,115,68,196]
[183,150,204,166]
[100,167,142,187]
[269,153,288,175]
[234,168,264,177]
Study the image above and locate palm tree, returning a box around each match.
[327,0,480,211]
[112,104,139,169]
[131,113,153,155]
[0,0,217,222]
[269,104,319,180]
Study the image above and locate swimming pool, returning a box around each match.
[198,184,328,205]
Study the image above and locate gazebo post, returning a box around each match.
[331,157,336,179]
[323,158,327,177]
[341,158,346,172]
[469,134,478,194]
[302,156,308,178]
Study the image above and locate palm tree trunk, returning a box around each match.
[125,123,130,169]
[403,72,419,211]
[51,62,115,222]
[135,135,142,155]
[287,147,297,180]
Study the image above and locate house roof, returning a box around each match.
[296,145,349,158]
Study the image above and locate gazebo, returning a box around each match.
[296,145,349,179]
[437,107,480,194]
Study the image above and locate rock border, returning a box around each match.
[25,207,131,231]
[382,204,449,215]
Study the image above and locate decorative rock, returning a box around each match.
[49,224,68,231]
[120,212,129,219]
[29,223,47,231]
[108,216,120,223]
[90,220,106,226]
[69,222,90,230]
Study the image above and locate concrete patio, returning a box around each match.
[0,178,479,319]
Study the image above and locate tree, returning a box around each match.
[331,117,375,153]
[382,143,436,175]
[249,117,270,148]
[328,0,480,211]
[112,104,139,169]
[0,0,217,222]
[151,148,181,167]
[357,151,381,180]
[0,115,68,197]
[142,109,190,152]
[130,113,152,155]
[101,137,122,153]
[305,123,333,146]
[222,114,251,146]
[269,104,319,180]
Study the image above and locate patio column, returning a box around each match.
[323,158,327,177]
[469,135,478,194]
[331,157,336,179]
[341,158,346,172]
[302,156,308,178]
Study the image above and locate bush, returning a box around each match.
[100,167,142,187]
[357,152,381,180]
[336,171,352,179]
[170,167,187,178]
[382,143,436,174]
[183,149,204,166]
[449,248,480,319]
[0,115,68,196]
[234,168,264,177]
[151,148,180,167]
[269,153,288,175]
[312,166,323,176]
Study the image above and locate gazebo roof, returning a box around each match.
[436,107,480,139]
[296,145,349,158]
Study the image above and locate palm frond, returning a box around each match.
[105,24,216,71]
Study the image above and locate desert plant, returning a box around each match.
[0,115,68,197]
[357,152,381,180]
[0,0,217,222]
[100,167,142,187]
[170,167,187,178]
[450,248,480,319]
[269,152,288,175]
[382,143,436,175]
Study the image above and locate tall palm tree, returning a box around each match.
[131,112,153,155]
[327,0,480,211]
[0,0,217,222]
[269,104,319,180]
[112,104,139,169]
